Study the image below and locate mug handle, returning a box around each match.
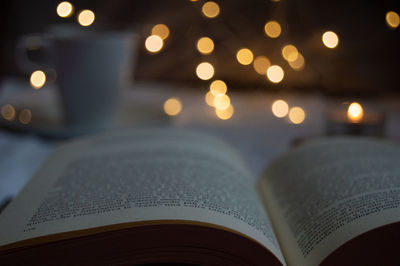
[15,35,50,74]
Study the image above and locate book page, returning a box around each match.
[0,128,284,264]
[258,137,400,266]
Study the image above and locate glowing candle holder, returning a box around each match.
[326,101,385,137]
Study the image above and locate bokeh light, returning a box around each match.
[236,48,254,65]
[386,11,400,29]
[30,70,46,89]
[19,109,32,124]
[56,1,74,18]
[282,44,298,62]
[267,65,284,83]
[196,62,214,80]
[289,53,305,71]
[197,37,214,55]
[164,98,182,116]
[202,1,220,18]
[210,80,227,96]
[205,91,215,107]
[1,104,16,121]
[77,9,95,26]
[271,100,289,118]
[151,24,170,40]
[322,31,339,48]
[264,21,281,38]
[347,102,364,123]
[253,56,271,75]
[214,94,230,110]
[289,107,305,124]
[216,104,234,120]
[145,35,163,53]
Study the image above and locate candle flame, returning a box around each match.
[347,102,364,123]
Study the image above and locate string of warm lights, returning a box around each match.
[271,99,306,124]
[144,23,170,54]
[145,35,164,53]
[152,24,170,40]
[56,1,95,26]
[197,37,214,55]
[1,104,33,125]
[236,48,254,65]
[271,100,289,118]
[253,56,271,75]
[28,2,96,91]
[1,104,16,121]
[163,98,182,116]
[30,70,46,89]
[0,2,96,125]
[196,62,215,80]
[3,2,397,126]
[264,21,281,38]
[322,31,339,49]
[56,1,74,18]
[288,107,306,124]
[145,1,398,123]
[18,109,32,124]
[197,1,234,120]
[386,11,399,29]
[77,10,95,27]
[202,1,220,19]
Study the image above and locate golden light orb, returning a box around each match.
[1,104,16,121]
[30,70,46,89]
[216,104,234,120]
[163,98,182,116]
[347,102,364,123]
[56,1,74,18]
[151,24,170,40]
[266,65,284,83]
[322,31,339,48]
[197,37,214,55]
[202,1,220,18]
[19,109,32,124]
[196,62,214,80]
[210,80,227,96]
[386,11,400,29]
[289,107,305,124]
[264,21,281,38]
[77,9,95,26]
[289,53,305,71]
[145,35,163,53]
[282,44,298,62]
[214,94,230,110]
[236,48,254,65]
[205,91,215,107]
[253,56,271,75]
[271,100,289,118]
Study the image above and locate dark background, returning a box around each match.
[1,0,399,95]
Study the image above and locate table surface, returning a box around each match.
[1,78,400,204]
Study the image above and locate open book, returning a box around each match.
[0,129,399,265]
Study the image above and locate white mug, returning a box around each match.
[17,24,137,130]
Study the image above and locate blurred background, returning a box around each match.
[0,0,399,202]
[1,0,399,93]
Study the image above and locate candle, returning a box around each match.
[347,102,363,123]
[326,102,385,137]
